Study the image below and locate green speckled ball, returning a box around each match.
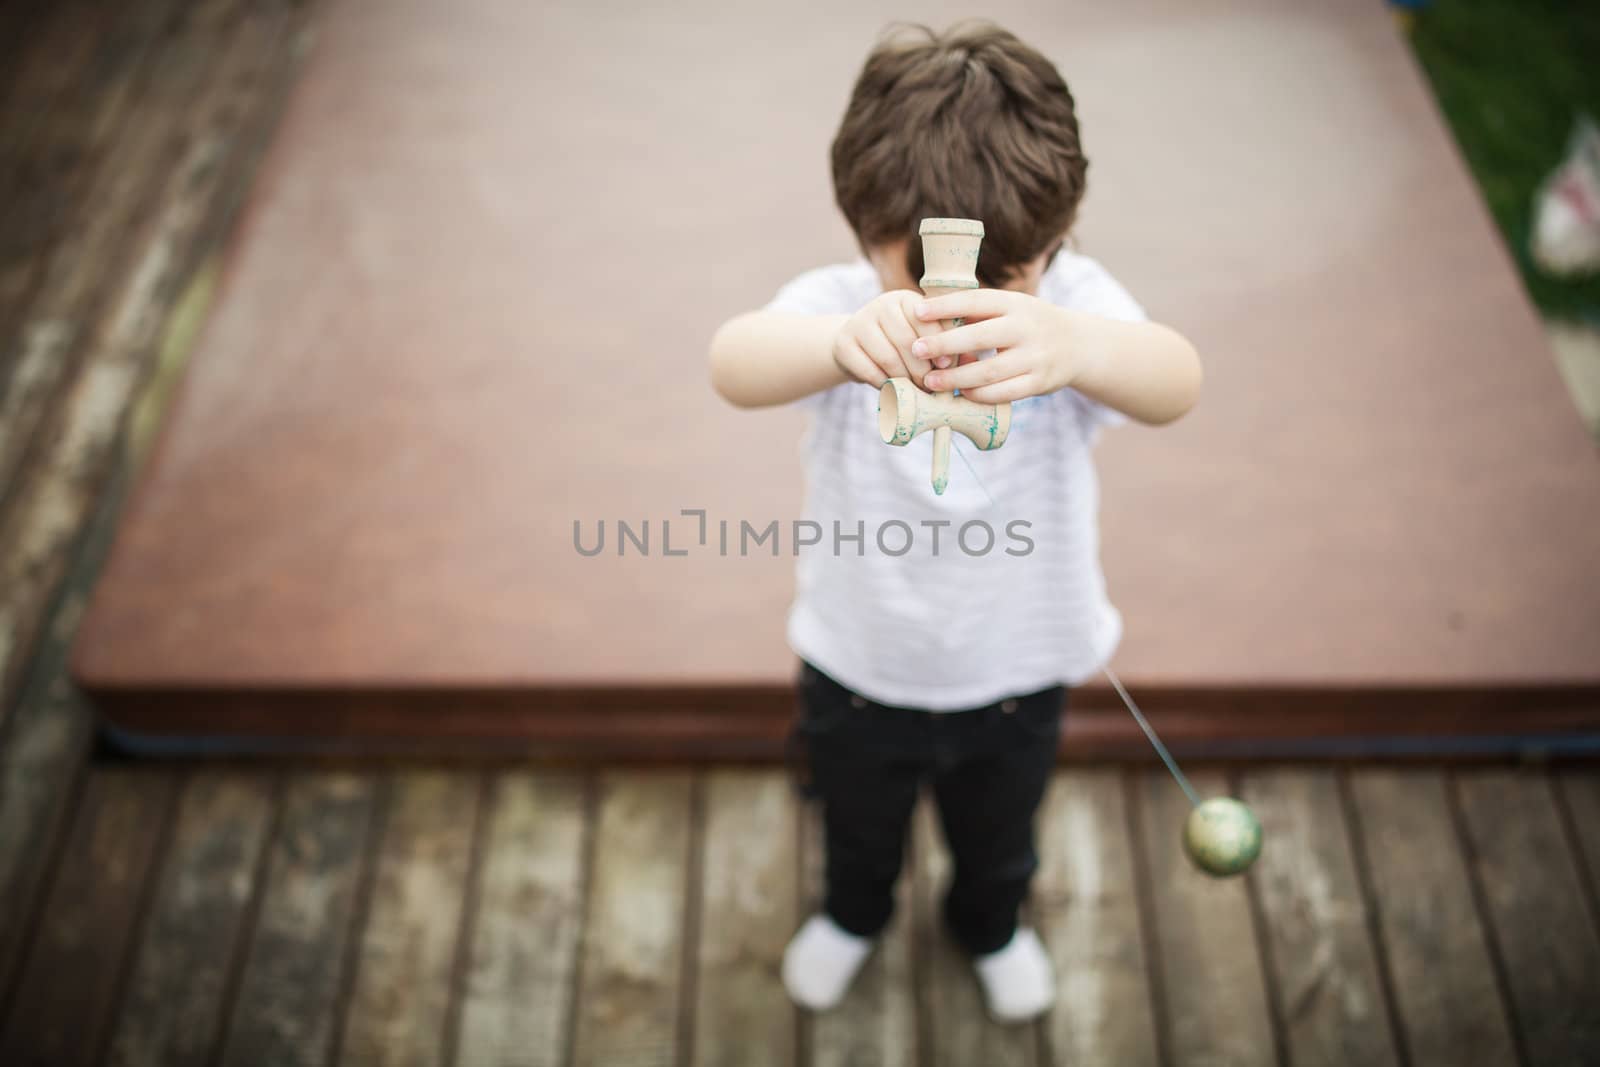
[1182,797,1263,877]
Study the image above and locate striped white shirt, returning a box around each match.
[766,249,1143,710]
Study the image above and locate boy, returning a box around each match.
[708,22,1201,1022]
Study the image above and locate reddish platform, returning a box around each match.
[71,0,1600,754]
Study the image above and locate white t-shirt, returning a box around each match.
[765,249,1144,710]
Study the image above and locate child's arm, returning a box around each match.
[1036,314,1202,426]
[709,292,946,408]
[912,290,1202,425]
[709,311,849,408]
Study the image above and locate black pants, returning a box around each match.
[791,660,1065,956]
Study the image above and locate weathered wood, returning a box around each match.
[0,767,177,1064]
[1344,768,1517,1066]
[0,0,57,114]
[692,769,797,1067]
[220,772,379,1067]
[1454,768,1600,1064]
[912,796,1037,1067]
[337,770,481,1067]
[0,7,166,964]
[0,0,307,737]
[0,612,92,994]
[106,769,278,1067]
[1137,767,1276,1067]
[0,11,267,1006]
[0,0,207,480]
[1556,767,1600,921]
[0,0,171,330]
[1237,766,1399,1067]
[571,772,694,1067]
[0,446,131,994]
[1033,769,1159,1067]
[455,771,588,1067]
[801,800,917,1067]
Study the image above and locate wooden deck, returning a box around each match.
[1,2,1599,1063]
[4,753,1600,1064]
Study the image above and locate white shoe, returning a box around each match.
[973,927,1055,1023]
[781,913,874,1011]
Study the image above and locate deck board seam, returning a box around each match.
[1443,769,1529,1067]
[93,767,184,1065]
[0,737,94,1027]
[440,770,492,1067]
[1235,768,1291,1067]
[677,772,708,1067]
[909,790,931,1067]
[1548,773,1600,950]
[324,770,390,1067]
[0,439,126,1004]
[793,788,812,1067]
[561,772,600,1067]
[1333,768,1412,1067]
[1123,769,1174,1067]
[206,768,289,1067]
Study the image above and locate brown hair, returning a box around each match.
[831,22,1087,287]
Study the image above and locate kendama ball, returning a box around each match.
[1182,796,1263,877]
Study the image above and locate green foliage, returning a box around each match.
[1409,0,1600,317]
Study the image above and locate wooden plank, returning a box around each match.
[912,796,1037,1067]
[692,769,797,1067]
[0,447,131,993]
[1033,769,1159,1067]
[220,772,379,1067]
[0,767,177,1064]
[1345,768,1517,1066]
[800,802,917,1067]
[1237,767,1398,1067]
[0,0,166,325]
[0,0,168,980]
[570,772,693,1067]
[106,769,278,1067]
[0,610,92,996]
[3,0,307,734]
[1136,767,1276,1067]
[0,0,285,994]
[455,771,588,1067]
[1556,766,1600,920]
[0,0,58,114]
[1453,769,1600,1064]
[337,771,481,1066]
[0,0,193,463]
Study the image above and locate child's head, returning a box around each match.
[831,22,1087,294]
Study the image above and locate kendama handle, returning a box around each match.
[918,218,985,496]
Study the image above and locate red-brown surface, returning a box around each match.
[72,0,1600,746]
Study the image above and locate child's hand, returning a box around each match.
[831,290,947,388]
[911,290,1103,404]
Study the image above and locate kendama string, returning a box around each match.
[1103,666,1202,807]
[950,437,1201,809]
[951,440,997,507]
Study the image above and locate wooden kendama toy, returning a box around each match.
[873,218,1265,877]
[877,218,1011,495]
